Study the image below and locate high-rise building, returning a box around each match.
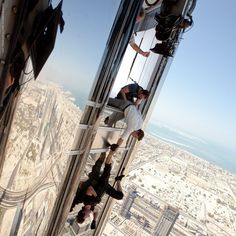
[154,205,179,236]
[120,189,138,219]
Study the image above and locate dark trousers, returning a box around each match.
[95,164,112,197]
[107,98,133,127]
[70,153,107,210]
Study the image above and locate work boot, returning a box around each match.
[104,116,109,125]
[155,25,172,41]
[150,43,173,57]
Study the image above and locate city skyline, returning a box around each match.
[102,133,236,236]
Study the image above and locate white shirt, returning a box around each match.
[121,105,143,140]
[129,33,135,45]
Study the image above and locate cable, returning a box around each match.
[22,57,34,75]
[137,31,149,84]
[19,73,34,86]
[126,37,144,84]
[137,30,157,85]
[127,30,150,85]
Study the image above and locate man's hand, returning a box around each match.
[110,143,119,151]
[91,220,96,229]
[141,51,150,57]
[115,174,125,182]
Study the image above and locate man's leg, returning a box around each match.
[98,151,113,183]
[107,98,132,127]
[107,112,124,127]
[108,98,132,110]
[95,151,114,198]
[88,152,106,183]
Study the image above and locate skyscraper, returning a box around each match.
[154,205,179,236]
[120,189,138,219]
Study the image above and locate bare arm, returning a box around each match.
[105,149,114,164]
[119,86,129,101]
[130,42,150,57]
[110,138,124,152]
[134,98,142,107]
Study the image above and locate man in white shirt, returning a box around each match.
[106,98,144,149]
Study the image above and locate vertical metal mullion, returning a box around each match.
[141,0,193,122]
[0,0,27,105]
[93,1,145,234]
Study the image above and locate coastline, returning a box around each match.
[146,124,236,176]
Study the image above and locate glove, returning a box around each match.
[110,144,119,151]
[91,220,96,229]
[115,174,125,181]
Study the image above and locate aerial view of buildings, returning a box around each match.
[0,80,82,235]
[103,134,236,236]
[0,80,235,236]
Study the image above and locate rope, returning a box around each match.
[137,30,148,84]
[129,29,156,86]
[126,36,144,84]
[137,30,156,84]
[127,30,150,85]
[19,74,34,86]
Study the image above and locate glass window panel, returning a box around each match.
[0,1,120,235]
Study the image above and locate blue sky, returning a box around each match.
[41,0,236,170]
[152,0,236,154]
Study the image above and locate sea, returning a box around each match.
[146,122,236,175]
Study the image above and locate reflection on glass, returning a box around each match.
[102,136,168,236]
[39,0,121,111]
[0,1,120,235]
[65,151,123,234]
[111,28,158,98]
[71,151,123,222]
[0,80,82,235]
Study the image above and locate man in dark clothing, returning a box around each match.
[150,0,193,56]
[70,151,124,228]
[116,83,149,107]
